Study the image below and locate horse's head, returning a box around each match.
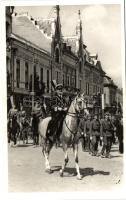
[73,94,89,115]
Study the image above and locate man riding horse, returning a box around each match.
[47,83,68,142]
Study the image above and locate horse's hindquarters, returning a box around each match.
[39,116,51,139]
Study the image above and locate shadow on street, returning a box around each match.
[51,166,110,178]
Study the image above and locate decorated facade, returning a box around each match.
[6,6,106,113]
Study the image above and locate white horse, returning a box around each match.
[39,95,89,180]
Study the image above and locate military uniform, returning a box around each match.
[90,116,101,156]
[8,107,19,145]
[31,103,42,146]
[100,113,114,158]
[84,115,92,153]
[18,109,26,123]
[78,117,86,151]
[47,84,68,142]
[115,117,123,154]
[8,107,18,119]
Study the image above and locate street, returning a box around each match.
[8,140,123,192]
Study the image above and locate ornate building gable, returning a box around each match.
[12,12,52,54]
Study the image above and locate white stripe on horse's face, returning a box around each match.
[74,97,84,113]
[73,95,89,115]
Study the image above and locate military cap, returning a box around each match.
[55,84,63,90]
[104,112,110,116]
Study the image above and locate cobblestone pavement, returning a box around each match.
[8,140,124,192]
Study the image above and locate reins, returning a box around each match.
[67,112,85,118]
[64,119,77,135]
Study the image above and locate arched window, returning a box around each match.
[16,59,20,88]
[47,70,49,93]
[25,62,29,89]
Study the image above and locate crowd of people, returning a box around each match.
[7,84,123,158]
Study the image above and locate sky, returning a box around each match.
[15,4,123,88]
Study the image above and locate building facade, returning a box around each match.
[6,6,105,110]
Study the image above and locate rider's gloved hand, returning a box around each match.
[63,107,67,111]
[54,107,58,111]
[90,136,92,140]
[100,136,103,140]
[58,107,62,111]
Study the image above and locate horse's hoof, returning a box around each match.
[59,169,63,177]
[45,169,53,174]
[77,175,82,180]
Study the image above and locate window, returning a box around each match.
[16,60,20,88]
[40,68,43,82]
[34,65,36,76]
[67,75,70,86]
[86,82,89,95]
[96,85,97,94]
[63,74,65,86]
[6,22,10,37]
[93,85,95,93]
[72,77,75,87]
[25,62,29,89]
[79,61,82,73]
[55,48,60,63]
[79,80,81,90]
[47,70,49,93]
[56,71,59,84]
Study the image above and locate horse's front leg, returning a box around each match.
[73,144,82,180]
[59,144,69,177]
[43,139,53,174]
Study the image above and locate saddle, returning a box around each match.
[46,115,65,142]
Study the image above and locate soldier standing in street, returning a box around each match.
[8,104,19,146]
[90,113,101,156]
[100,112,114,158]
[84,114,92,153]
[31,101,42,147]
[78,114,86,151]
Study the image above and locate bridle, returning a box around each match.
[66,97,87,119]
[64,97,87,135]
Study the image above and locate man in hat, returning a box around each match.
[78,114,86,151]
[8,104,19,146]
[90,113,101,156]
[100,112,114,158]
[47,83,68,142]
[84,113,92,153]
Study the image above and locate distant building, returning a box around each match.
[103,75,118,113]
[116,88,123,114]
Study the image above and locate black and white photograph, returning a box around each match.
[0,0,125,198]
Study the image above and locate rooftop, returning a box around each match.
[12,13,52,53]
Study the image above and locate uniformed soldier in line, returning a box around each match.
[31,101,43,147]
[47,84,68,143]
[100,112,114,158]
[8,104,19,146]
[90,113,101,156]
[115,115,123,154]
[84,113,92,153]
[78,114,86,151]
[18,103,26,124]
